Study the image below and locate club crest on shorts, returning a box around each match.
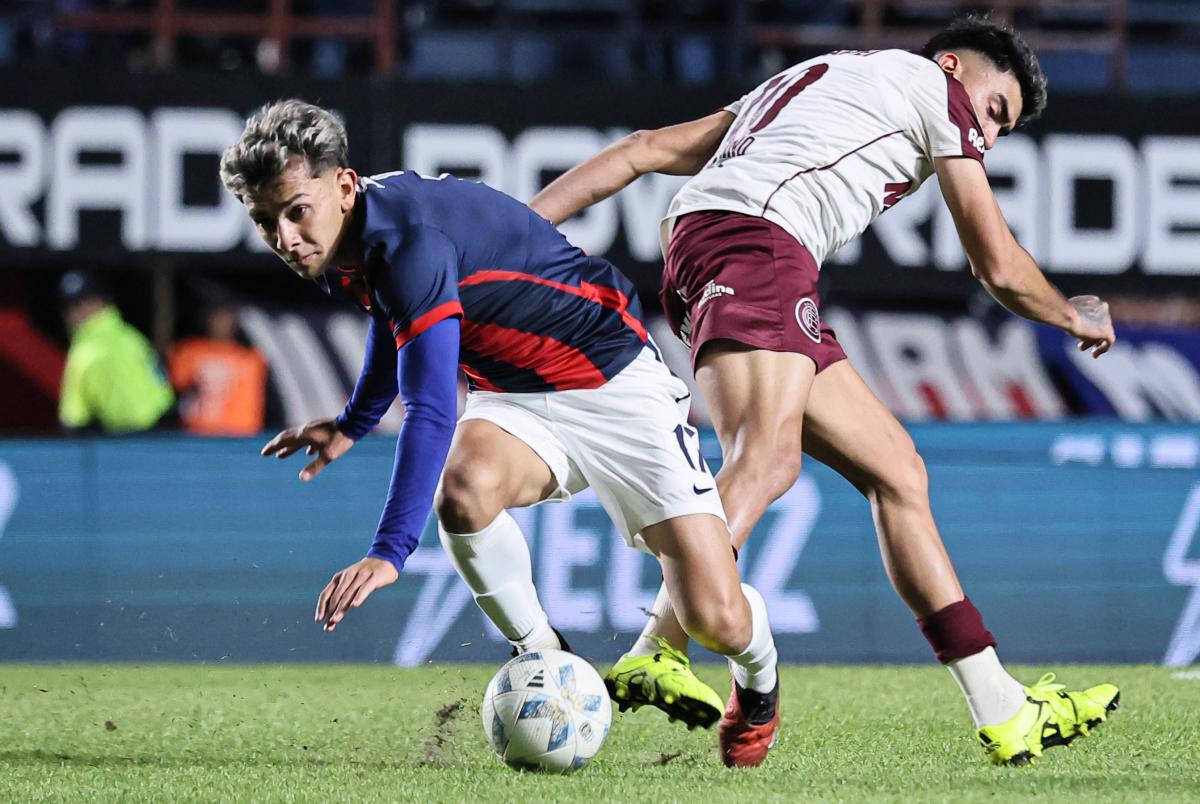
[795,297,822,343]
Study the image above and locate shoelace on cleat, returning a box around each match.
[1026,673,1065,695]
[648,636,692,670]
[1024,673,1084,730]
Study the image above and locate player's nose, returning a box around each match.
[276,219,302,252]
[984,124,1000,150]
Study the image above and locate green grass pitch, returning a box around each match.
[1,663,1198,802]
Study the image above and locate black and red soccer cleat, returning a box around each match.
[718,677,780,767]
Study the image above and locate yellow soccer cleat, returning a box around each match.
[604,637,724,730]
[977,673,1120,766]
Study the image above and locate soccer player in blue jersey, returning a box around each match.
[219,99,781,766]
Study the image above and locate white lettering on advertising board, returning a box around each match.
[0,108,1197,276]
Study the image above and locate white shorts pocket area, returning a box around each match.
[458,347,727,552]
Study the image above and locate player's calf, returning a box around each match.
[717,584,781,767]
[437,512,562,654]
[674,590,750,657]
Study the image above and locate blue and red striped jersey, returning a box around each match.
[319,170,648,392]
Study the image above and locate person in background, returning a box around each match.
[170,300,268,436]
[58,270,174,434]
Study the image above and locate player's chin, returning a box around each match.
[299,257,330,280]
[281,254,328,279]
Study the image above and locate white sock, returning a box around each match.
[438,511,560,653]
[946,647,1028,727]
[727,584,778,694]
[626,583,681,658]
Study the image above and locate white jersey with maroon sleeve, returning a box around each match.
[662,49,986,265]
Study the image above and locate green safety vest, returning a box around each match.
[59,307,175,433]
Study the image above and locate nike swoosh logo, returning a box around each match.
[693,485,714,495]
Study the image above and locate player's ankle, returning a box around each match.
[731,656,778,695]
[512,620,560,653]
[627,636,666,658]
[735,679,779,726]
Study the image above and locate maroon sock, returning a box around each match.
[917,596,996,664]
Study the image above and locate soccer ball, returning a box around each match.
[481,649,612,773]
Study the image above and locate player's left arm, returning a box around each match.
[529,111,735,225]
[315,227,463,631]
[315,316,460,632]
[935,155,1115,357]
[261,315,397,481]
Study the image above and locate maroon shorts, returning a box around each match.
[660,210,847,372]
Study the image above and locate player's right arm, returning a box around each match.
[935,155,1115,357]
[529,111,735,225]
[337,314,400,438]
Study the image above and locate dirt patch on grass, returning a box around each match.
[421,698,466,765]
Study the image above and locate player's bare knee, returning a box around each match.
[759,450,804,502]
[725,438,803,503]
[868,445,929,507]
[766,450,805,501]
[435,465,504,533]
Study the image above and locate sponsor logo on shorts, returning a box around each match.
[698,280,735,308]
[795,297,822,343]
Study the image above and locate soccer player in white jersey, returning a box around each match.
[532,15,1120,766]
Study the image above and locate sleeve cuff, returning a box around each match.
[368,542,414,574]
[335,411,370,441]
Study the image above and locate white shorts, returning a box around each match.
[459,345,727,552]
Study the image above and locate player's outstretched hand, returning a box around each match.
[1067,295,1116,359]
[260,417,355,482]
[315,557,399,632]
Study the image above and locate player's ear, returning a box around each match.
[337,167,358,213]
[936,52,960,76]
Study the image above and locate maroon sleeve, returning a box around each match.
[944,73,986,163]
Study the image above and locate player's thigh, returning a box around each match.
[694,340,816,455]
[802,360,924,497]
[441,419,559,509]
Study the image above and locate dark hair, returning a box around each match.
[59,270,110,306]
[920,14,1047,124]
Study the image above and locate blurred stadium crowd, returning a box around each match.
[2,0,1199,434]
[4,1,1200,88]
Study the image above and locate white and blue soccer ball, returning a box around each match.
[481,649,612,773]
